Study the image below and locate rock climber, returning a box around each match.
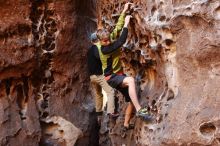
[87,31,118,124]
[96,3,152,131]
[87,2,138,131]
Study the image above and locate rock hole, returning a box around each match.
[159,15,166,21]
[17,24,31,35]
[167,89,175,101]
[46,10,54,15]
[151,99,156,106]
[42,54,52,69]
[165,48,171,52]
[144,126,154,132]
[34,33,40,40]
[41,100,48,109]
[144,126,148,131]
[151,6,157,16]
[16,85,24,108]
[186,7,191,11]
[166,18,170,21]
[165,39,174,46]
[42,85,47,91]
[199,122,216,136]
[48,43,56,51]
[136,136,138,142]
[16,84,27,120]
[5,78,12,96]
[43,93,50,100]
[37,9,44,15]
[19,111,25,120]
[49,20,56,29]
[59,130,64,134]
[43,37,55,51]
[22,76,29,99]
[42,112,49,119]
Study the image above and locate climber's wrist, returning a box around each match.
[122,9,126,13]
[124,24,128,28]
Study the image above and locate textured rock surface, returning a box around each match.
[0,0,220,146]
[0,0,98,145]
[98,0,220,146]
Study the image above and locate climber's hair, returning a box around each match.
[97,28,110,40]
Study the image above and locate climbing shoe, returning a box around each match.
[122,124,135,132]
[136,108,152,121]
[120,124,135,138]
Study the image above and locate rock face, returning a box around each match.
[0,0,98,145]
[0,0,220,146]
[98,0,220,146]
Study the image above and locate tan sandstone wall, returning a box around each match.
[98,0,220,146]
[0,0,219,146]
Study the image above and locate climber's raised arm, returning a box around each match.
[110,2,132,41]
[101,15,132,54]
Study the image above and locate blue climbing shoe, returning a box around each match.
[136,108,152,121]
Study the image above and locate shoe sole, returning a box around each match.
[137,115,153,121]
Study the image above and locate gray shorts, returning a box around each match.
[107,74,131,102]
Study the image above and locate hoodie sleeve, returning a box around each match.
[110,13,126,41]
[101,28,128,54]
